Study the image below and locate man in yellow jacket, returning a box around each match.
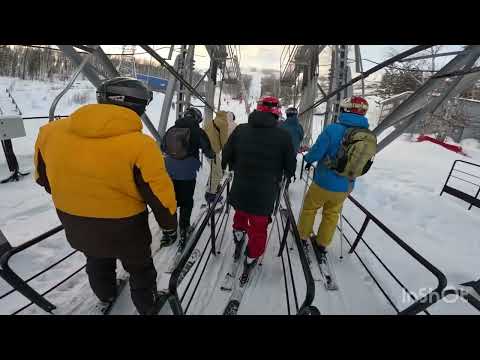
[34,77,177,315]
[203,110,230,203]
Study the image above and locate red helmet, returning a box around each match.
[256,96,282,117]
[340,96,369,115]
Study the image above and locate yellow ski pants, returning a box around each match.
[297,182,348,248]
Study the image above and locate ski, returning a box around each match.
[201,199,226,214]
[177,249,201,285]
[223,258,258,316]
[278,208,323,282]
[311,238,338,291]
[88,277,129,315]
[220,235,247,291]
[165,226,195,274]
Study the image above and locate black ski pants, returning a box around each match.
[85,255,157,315]
[172,179,196,230]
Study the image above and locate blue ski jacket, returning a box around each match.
[304,112,369,192]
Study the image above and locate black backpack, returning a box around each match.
[162,126,191,160]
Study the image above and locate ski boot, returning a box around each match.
[179,226,192,251]
[240,256,258,286]
[89,298,115,315]
[160,228,178,248]
[310,236,327,262]
[233,229,246,260]
[301,239,312,265]
[205,192,224,212]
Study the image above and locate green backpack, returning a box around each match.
[324,127,377,179]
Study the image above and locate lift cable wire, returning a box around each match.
[139,45,215,112]
[298,45,433,117]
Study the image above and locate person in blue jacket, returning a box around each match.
[279,107,304,155]
[297,96,369,254]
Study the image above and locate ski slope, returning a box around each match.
[0,74,479,315]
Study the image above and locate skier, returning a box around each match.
[279,107,304,157]
[161,107,215,248]
[203,111,230,204]
[34,77,178,315]
[298,96,376,258]
[222,95,296,277]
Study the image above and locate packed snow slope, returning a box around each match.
[0,75,479,315]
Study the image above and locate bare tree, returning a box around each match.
[421,99,477,141]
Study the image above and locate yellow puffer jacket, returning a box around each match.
[34,104,177,219]
[204,111,230,154]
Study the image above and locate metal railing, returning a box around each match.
[299,156,449,315]
[440,159,480,210]
[0,225,79,314]
[277,182,319,315]
[166,173,233,315]
[164,173,319,315]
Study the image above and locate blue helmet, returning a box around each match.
[286,107,298,117]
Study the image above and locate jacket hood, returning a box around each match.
[69,104,142,138]
[248,110,277,128]
[175,115,199,129]
[214,111,228,123]
[338,112,369,128]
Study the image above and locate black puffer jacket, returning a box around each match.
[222,110,296,216]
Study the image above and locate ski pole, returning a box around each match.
[298,166,312,221]
[339,208,344,260]
[260,178,286,266]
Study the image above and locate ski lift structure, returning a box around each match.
[1,45,480,315]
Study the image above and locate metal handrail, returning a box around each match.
[441,159,480,210]
[299,156,448,315]
[280,184,318,315]
[167,173,233,314]
[0,225,65,313]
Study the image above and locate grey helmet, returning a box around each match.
[184,107,203,123]
[96,77,153,115]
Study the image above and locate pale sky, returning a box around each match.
[102,45,465,75]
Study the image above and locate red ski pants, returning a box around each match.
[233,210,269,258]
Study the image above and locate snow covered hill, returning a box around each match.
[0,75,479,315]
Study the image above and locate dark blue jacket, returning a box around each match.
[164,115,214,180]
[304,112,369,192]
[279,115,304,154]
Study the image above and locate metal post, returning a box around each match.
[158,55,180,137]
[0,230,12,256]
[210,208,216,255]
[49,47,97,122]
[217,60,226,111]
[348,216,370,253]
[183,45,196,111]
[277,216,291,257]
[469,186,480,210]
[0,264,56,313]
[176,45,188,119]
[204,58,218,124]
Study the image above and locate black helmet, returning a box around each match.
[184,107,203,123]
[286,107,298,117]
[96,77,153,116]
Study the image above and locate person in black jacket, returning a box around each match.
[162,107,215,248]
[222,96,296,271]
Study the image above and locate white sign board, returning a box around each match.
[0,115,26,140]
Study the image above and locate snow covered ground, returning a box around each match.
[0,73,479,315]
